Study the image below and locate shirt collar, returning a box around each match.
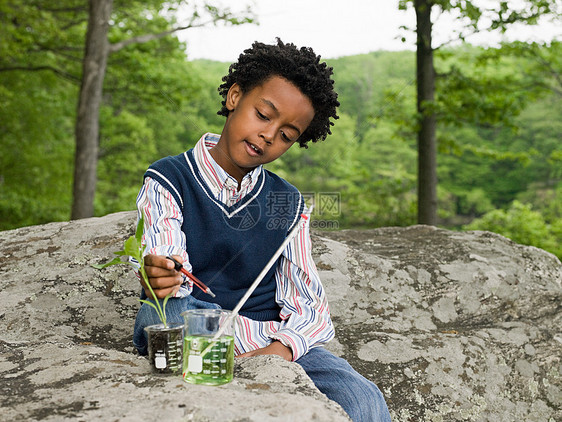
[193,133,262,194]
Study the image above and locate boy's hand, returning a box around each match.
[142,254,183,299]
[236,341,293,361]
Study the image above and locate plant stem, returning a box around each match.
[139,258,167,326]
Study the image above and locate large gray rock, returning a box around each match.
[316,227,561,421]
[0,211,560,421]
[0,211,348,422]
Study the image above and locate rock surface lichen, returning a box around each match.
[1,211,560,421]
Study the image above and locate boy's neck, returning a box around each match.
[209,144,250,189]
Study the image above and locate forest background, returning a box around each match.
[1,1,560,259]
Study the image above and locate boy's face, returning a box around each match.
[211,76,315,182]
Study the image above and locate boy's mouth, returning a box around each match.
[245,140,263,156]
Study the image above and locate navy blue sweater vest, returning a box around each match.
[145,149,305,322]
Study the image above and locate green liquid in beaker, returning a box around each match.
[183,335,234,385]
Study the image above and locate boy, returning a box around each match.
[133,39,391,422]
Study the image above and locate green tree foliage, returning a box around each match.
[330,51,415,142]
[438,82,561,222]
[95,109,156,216]
[0,3,560,264]
[0,0,253,229]
[2,45,560,238]
[0,0,254,222]
[0,68,76,229]
[397,0,560,224]
[0,1,83,229]
[0,1,86,82]
[464,200,561,259]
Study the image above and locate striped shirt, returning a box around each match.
[136,133,334,360]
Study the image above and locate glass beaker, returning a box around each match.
[181,309,235,385]
[144,322,184,374]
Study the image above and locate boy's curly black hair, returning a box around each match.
[217,38,339,148]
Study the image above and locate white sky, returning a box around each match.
[178,0,561,61]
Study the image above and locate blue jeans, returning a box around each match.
[296,348,391,422]
[133,297,391,422]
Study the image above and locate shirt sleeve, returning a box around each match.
[269,209,335,361]
[136,176,193,296]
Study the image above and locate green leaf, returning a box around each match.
[92,256,123,269]
[135,217,144,244]
[139,299,163,317]
[123,236,140,259]
[162,294,172,319]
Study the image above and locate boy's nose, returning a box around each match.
[259,126,274,145]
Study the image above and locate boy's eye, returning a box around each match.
[257,110,269,120]
[281,131,295,143]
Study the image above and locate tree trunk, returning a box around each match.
[71,0,113,219]
[415,0,437,225]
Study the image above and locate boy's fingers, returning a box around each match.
[144,254,175,270]
[141,254,183,299]
[145,265,178,279]
[148,275,182,290]
[143,284,179,300]
[170,255,184,265]
[141,276,180,296]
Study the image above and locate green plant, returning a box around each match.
[93,217,170,325]
[464,200,561,259]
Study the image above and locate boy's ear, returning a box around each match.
[226,83,242,111]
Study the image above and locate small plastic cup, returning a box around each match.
[144,322,184,374]
[181,309,235,385]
